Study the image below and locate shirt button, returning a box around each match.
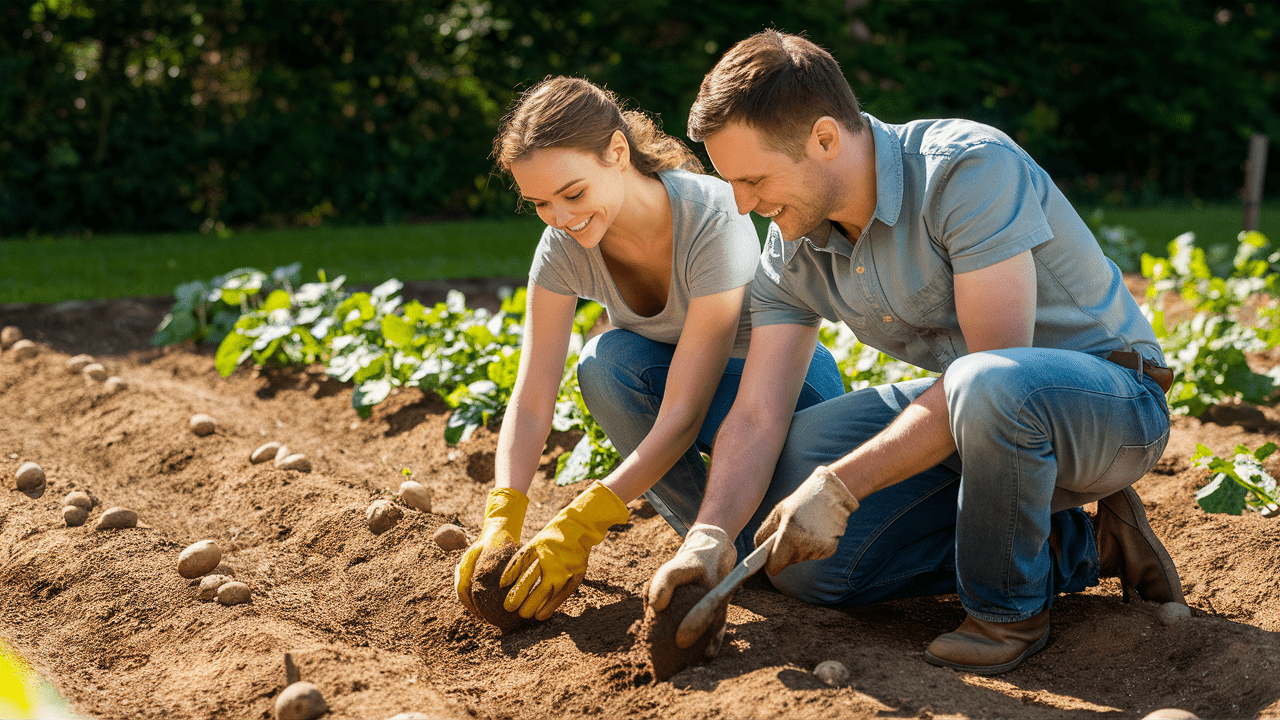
[856,266,865,274]
[882,315,892,322]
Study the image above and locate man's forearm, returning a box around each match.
[695,406,791,540]
[828,376,956,500]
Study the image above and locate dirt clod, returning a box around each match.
[640,582,725,682]
[366,499,402,535]
[469,538,531,632]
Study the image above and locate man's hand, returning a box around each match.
[500,483,629,621]
[455,487,528,617]
[647,524,738,612]
[753,466,860,576]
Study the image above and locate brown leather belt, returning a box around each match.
[1106,350,1173,394]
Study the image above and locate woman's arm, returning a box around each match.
[598,284,745,503]
[494,282,578,493]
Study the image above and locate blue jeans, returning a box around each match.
[746,347,1170,622]
[576,329,845,540]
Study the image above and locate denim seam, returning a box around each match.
[844,472,962,593]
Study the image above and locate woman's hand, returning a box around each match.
[455,487,529,616]
[499,483,630,620]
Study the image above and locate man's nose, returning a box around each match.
[732,184,756,216]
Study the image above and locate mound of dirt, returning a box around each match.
[469,538,533,632]
[2,283,1280,719]
[640,581,725,682]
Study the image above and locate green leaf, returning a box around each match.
[1195,473,1247,515]
[1254,442,1278,462]
[215,331,254,377]
[262,289,292,312]
[353,377,393,413]
[150,312,198,346]
[382,314,416,346]
[486,350,521,389]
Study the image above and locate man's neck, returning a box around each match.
[828,129,878,241]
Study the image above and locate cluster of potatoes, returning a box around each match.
[12,460,139,530]
[2,327,127,393]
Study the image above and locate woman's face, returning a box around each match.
[510,142,627,249]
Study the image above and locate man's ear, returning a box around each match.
[809,117,842,159]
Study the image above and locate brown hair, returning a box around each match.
[688,30,866,161]
[494,76,703,177]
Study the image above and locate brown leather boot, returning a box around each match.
[1095,486,1184,604]
[924,610,1050,675]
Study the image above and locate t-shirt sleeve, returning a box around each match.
[933,144,1053,275]
[527,228,579,296]
[684,208,760,298]
[749,257,822,328]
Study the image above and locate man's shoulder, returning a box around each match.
[662,169,736,216]
[878,115,1022,161]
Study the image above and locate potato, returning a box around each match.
[9,340,38,361]
[62,505,89,527]
[251,442,283,464]
[432,523,467,550]
[216,581,251,606]
[67,354,94,373]
[104,376,128,394]
[0,326,21,350]
[366,499,402,535]
[197,574,233,601]
[274,681,327,720]
[177,540,223,579]
[398,480,432,513]
[813,660,849,686]
[15,462,46,499]
[276,454,311,472]
[189,414,217,436]
[95,506,138,530]
[64,491,93,510]
[82,363,108,382]
[273,445,292,464]
[1142,710,1199,720]
[1156,601,1191,626]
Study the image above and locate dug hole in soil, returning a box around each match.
[1,277,1279,720]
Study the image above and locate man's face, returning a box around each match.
[703,122,838,242]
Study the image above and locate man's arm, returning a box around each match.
[694,321,821,537]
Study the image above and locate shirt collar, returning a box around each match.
[773,113,903,265]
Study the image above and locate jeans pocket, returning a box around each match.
[1081,434,1169,495]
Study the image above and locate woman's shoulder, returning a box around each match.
[660,169,738,216]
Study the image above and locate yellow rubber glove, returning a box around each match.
[500,482,629,620]
[455,487,528,617]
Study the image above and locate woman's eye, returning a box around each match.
[566,190,584,201]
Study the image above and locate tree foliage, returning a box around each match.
[2,0,1277,235]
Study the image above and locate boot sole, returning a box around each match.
[922,626,1050,676]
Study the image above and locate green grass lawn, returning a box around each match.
[1,217,546,304]
[2,201,1276,304]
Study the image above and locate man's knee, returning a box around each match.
[764,557,849,607]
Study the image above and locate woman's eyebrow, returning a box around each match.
[521,178,585,202]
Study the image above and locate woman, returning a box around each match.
[454,76,843,624]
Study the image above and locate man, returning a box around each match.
[646,29,1183,675]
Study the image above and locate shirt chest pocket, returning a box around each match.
[903,265,956,326]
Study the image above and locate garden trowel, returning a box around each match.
[676,535,777,647]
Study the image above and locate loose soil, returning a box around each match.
[1,278,1279,720]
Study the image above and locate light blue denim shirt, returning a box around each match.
[751,113,1164,373]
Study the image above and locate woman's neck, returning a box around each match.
[602,168,670,254]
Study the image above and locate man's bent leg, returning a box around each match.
[741,378,966,602]
[944,348,1171,621]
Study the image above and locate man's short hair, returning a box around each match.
[688,29,866,160]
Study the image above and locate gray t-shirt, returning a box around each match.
[530,169,759,358]
[752,113,1164,372]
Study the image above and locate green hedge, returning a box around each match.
[3,0,1277,236]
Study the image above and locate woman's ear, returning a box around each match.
[606,129,630,169]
